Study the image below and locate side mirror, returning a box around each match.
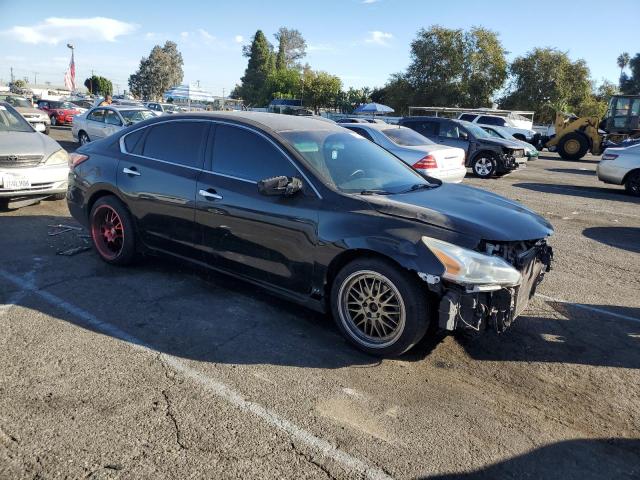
[257,176,302,196]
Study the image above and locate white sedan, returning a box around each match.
[597,142,640,196]
[72,105,156,145]
[342,123,467,183]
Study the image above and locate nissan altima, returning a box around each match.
[67,112,554,356]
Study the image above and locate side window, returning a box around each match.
[88,109,106,122]
[123,128,145,155]
[459,114,476,122]
[479,116,505,126]
[440,123,460,138]
[212,125,296,182]
[347,127,374,142]
[105,110,121,126]
[143,121,208,168]
[415,121,438,137]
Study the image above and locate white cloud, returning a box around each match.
[5,17,137,45]
[234,35,244,44]
[362,0,380,4]
[197,28,215,42]
[364,30,393,46]
[180,31,189,39]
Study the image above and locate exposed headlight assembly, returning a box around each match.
[45,149,69,165]
[422,236,521,288]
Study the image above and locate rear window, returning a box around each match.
[124,128,145,154]
[142,121,208,168]
[478,116,506,126]
[404,120,438,137]
[459,114,477,122]
[382,127,433,146]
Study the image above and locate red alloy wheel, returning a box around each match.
[91,205,125,260]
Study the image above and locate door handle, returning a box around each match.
[199,189,223,200]
[123,167,140,176]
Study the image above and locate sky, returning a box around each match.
[0,0,637,97]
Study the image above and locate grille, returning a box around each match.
[0,155,43,168]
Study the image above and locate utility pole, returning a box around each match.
[10,66,14,83]
[222,88,225,111]
[33,72,38,85]
[196,80,200,87]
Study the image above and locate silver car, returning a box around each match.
[342,123,467,183]
[0,93,51,134]
[72,105,156,145]
[597,142,640,196]
[0,102,68,208]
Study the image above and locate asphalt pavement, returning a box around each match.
[1,126,639,479]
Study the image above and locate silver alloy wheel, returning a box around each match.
[80,133,89,145]
[474,157,493,176]
[337,270,406,348]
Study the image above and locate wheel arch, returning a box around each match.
[86,188,129,222]
[622,167,640,185]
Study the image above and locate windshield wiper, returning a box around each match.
[400,183,438,193]
[359,189,391,195]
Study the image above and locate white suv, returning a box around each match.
[458,113,538,144]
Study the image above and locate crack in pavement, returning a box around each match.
[290,441,338,480]
[162,389,187,451]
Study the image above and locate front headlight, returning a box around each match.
[422,236,521,287]
[45,149,69,165]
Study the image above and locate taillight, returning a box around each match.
[601,153,618,160]
[69,153,89,168]
[413,155,437,170]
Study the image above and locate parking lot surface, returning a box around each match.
[1,126,639,479]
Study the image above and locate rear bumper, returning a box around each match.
[420,166,467,183]
[436,243,553,334]
[596,162,626,185]
[0,164,69,198]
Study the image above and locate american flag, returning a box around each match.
[64,50,76,91]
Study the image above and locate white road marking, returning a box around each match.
[0,269,393,480]
[536,293,640,324]
[0,259,40,317]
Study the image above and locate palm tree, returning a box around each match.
[617,52,630,77]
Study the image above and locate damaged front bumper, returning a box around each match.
[434,243,553,333]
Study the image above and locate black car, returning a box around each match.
[67,112,553,356]
[399,116,527,178]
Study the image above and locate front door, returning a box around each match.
[117,119,210,258]
[438,122,470,154]
[195,123,319,294]
[104,110,123,138]
[86,108,107,139]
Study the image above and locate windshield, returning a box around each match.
[482,127,504,139]
[120,109,156,123]
[163,104,179,112]
[1,96,31,108]
[280,130,434,194]
[461,122,491,139]
[0,104,34,132]
[48,101,76,110]
[381,127,434,146]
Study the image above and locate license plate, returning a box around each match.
[33,123,46,132]
[1,175,31,190]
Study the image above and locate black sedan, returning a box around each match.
[67,112,554,356]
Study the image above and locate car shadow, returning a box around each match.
[514,182,637,202]
[546,168,595,176]
[536,153,600,163]
[421,438,640,480]
[1,213,638,370]
[583,227,640,253]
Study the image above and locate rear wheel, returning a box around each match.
[624,170,640,197]
[472,154,497,178]
[44,126,50,135]
[78,131,90,145]
[50,115,57,126]
[90,196,136,265]
[557,132,589,160]
[331,258,430,356]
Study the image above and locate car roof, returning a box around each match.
[342,122,401,132]
[97,105,149,111]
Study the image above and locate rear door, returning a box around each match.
[403,119,440,142]
[85,108,107,139]
[104,109,123,138]
[195,123,320,294]
[117,120,210,258]
[437,121,470,153]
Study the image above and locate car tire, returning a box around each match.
[624,170,640,197]
[50,115,57,127]
[44,126,50,135]
[330,257,430,357]
[89,196,137,266]
[47,193,66,201]
[78,131,90,145]
[558,132,589,160]
[471,154,497,178]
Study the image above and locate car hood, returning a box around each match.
[15,106,46,116]
[0,131,62,158]
[364,183,553,242]
[476,136,524,149]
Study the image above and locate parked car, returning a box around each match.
[336,118,370,124]
[72,105,156,145]
[399,117,527,178]
[342,123,467,183]
[0,102,69,209]
[67,112,554,356]
[458,113,538,144]
[36,100,81,126]
[145,102,181,115]
[0,94,51,134]
[596,143,640,196]
[69,99,94,110]
[481,125,539,160]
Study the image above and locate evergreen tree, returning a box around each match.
[238,30,275,106]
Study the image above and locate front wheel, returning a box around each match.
[331,258,430,356]
[50,115,57,126]
[472,154,496,178]
[625,171,640,197]
[90,196,137,265]
[78,131,90,145]
[558,132,589,160]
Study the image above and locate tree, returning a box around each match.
[84,75,113,96]
[265,68,301,99]
[620,53,640,94]
[302,70,342,113]
[370,73,413,115]
[274,27,307,69]
[237,30,275,106]
[575,81,618,119]
[617,52,630,78]
[10,79,27,93]
[500,48,592,123]
[128,41,184,101]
